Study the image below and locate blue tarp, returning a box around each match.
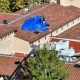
[21,16,50,32]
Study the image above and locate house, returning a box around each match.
[0,3,80,55]
[0,2,80,80]
[7,2,80,54]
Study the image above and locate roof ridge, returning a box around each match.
[0,54,23,58]
[8,3,52,24]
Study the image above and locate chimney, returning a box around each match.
[24,8,29,14]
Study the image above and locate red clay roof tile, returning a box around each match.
[57,23,80,40]
[0,25,20,37]
[0,55,23,76]
[0,13,20,23]
[66,63,80,80]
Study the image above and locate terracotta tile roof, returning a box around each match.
[66,63,80,80]
[0,55,23,76]
[12,3,80,43]
[49,37,80,53]
[57,23,80,40]
[10,3,80,26]
[0,25,20,37]
[0,13,20,23]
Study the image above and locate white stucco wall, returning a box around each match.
[13,37,32,54]
[51,17,80,36]
[0,33,14,55]
[33,33,50,45]
[60,0,80,8]
[0,77,3,80]
[51,0,80,8]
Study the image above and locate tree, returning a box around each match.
[0,0,10,13]
[23,0,50,7]
[11,0,24,12]
[25,46,68,80]
[41,0,50,3]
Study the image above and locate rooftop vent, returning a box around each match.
[34,31,40,34]
[3,20,8,24]
[15,61,20,64]
[24,8,29,14]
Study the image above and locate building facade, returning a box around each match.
[51,0,80,8]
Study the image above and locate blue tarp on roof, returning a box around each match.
[21,16,50,32]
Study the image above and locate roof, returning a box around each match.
[57,23,80,40]
[12,3,80,43]
[10,3,80,26]
[15,29,50,43]
[0,55,23,76]
[0,13,20,24]
[66,63,80,80]
[0,12,21,38]
[0,24,20,37]
[49,37,80,53]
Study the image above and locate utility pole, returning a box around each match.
[9,48,36,80]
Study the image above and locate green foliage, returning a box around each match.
[11,0,24,12]
[25,46,68,80]
[23,0,50,7]
[0,0,10,13]
[0,0,50,13]
[41,0,50,3]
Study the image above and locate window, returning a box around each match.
[78,18,79,21]
[73,20,74,24]
[61,26,63,30]
[51,32,52,36]
[67,24,68,27]
[45,36,46,40]
[56,30,58,33]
